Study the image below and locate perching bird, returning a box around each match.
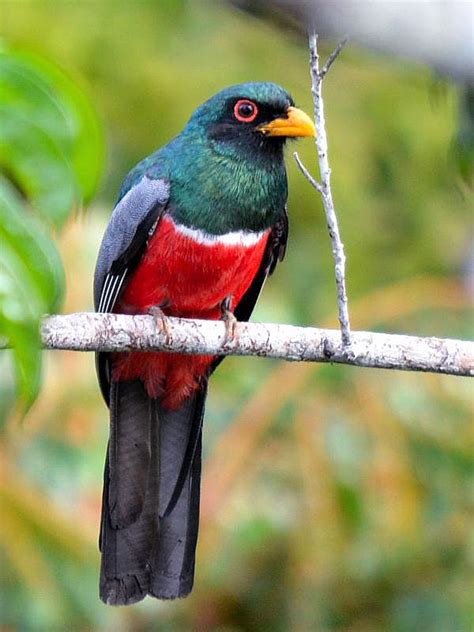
[94,82,314,605]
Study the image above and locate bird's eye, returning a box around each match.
[234,99,258,123]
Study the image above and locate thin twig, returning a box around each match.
[37,312,474,378]
[296,32,351,345]
[320,37,348,78]
[293,151,322,192]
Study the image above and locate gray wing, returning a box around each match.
[94,176,170,313]
[94,175,169,405]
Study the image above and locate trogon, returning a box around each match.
[94,82,315,605]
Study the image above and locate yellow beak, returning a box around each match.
[258,106,315,138]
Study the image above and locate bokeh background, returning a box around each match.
[1,1,473,631]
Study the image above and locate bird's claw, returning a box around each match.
[148,305,172,345]
[220,297,239,344]
[222,309,239,344]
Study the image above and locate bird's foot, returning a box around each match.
[220,297,239,344]
[148,305,172,345]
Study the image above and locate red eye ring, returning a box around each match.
[234,99,258,123]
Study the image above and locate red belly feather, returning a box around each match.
[112,216,270,408]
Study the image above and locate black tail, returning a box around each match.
[99,379,206,605]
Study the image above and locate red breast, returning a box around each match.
[112,215,270,408]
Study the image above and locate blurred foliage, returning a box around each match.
[455,83,474,184]
[0,46,103,410]
[0,1,472,631]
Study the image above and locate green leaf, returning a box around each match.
[0,47,103,410]
[0,48,104,227]
[6,48,104,204]
[0,179,64,312]
[0,178,65,409]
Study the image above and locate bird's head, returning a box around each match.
[184,82,315,159]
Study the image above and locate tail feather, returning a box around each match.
[149,400,203,599]
[108,380,152,528]
[100,380,158,605]
[99,378,206,605]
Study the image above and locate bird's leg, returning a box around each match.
[220,296,239,344]
[148,301,172,345]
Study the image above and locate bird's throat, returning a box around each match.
[169,140,288,235]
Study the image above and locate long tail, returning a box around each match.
[99,379,206,605]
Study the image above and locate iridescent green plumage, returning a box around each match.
[121,82,292,234]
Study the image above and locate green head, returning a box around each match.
[184,82,315,161]
[128,82,315,234]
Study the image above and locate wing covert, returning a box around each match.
[94,176,169,313]
[94,175,169,405]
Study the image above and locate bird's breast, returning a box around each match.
[117,215,270,317]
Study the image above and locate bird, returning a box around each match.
[93,82,315,606]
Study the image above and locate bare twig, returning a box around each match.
[38,312,474,377]
[293,152,322,192]
[295,32,351,345]
[320,37,348,78]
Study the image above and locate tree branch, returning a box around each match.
[295,33,351,345]
[38,313,474,377]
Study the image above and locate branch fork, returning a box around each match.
[294,32,351,345]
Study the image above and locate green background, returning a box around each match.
[0,1,472,630]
